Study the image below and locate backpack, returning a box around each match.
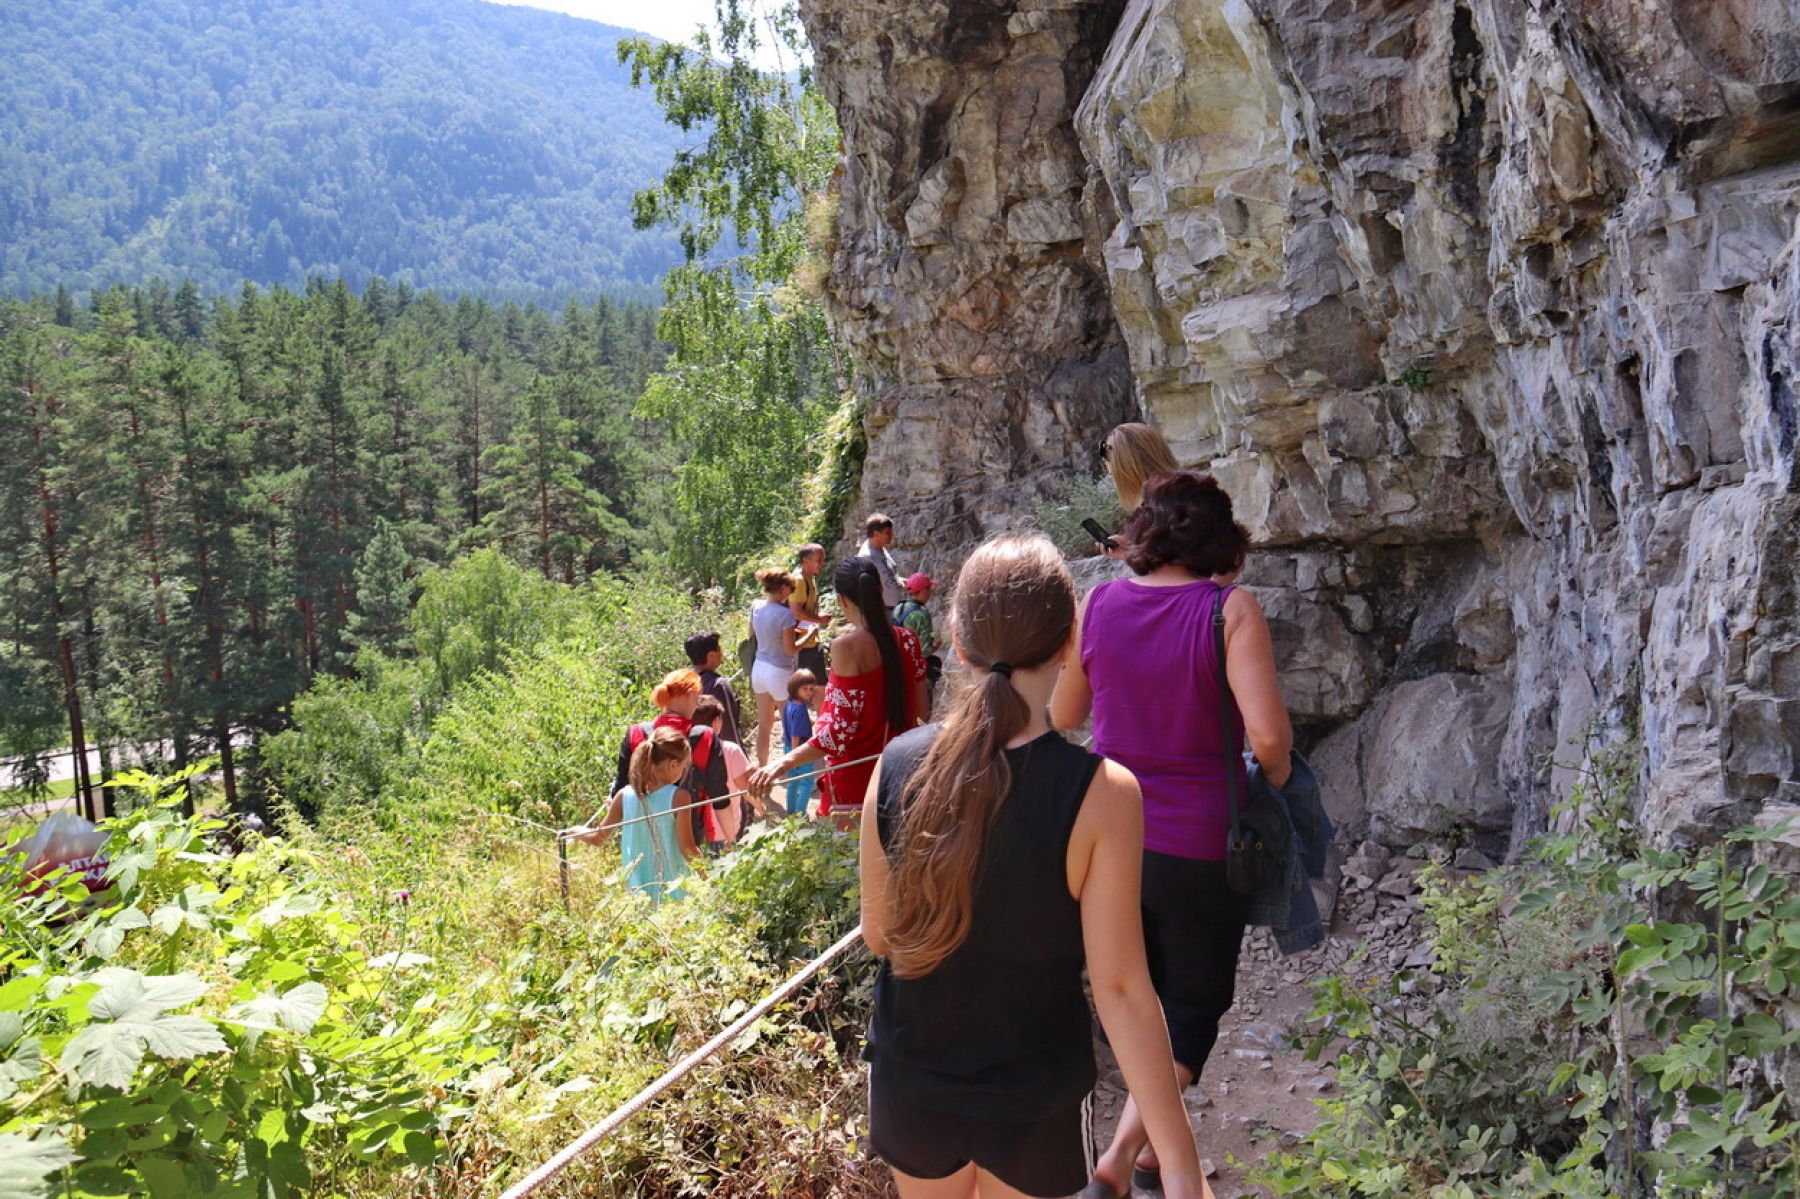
[628,719,721,844]
[892,599,923,627]
[626,720,714,789]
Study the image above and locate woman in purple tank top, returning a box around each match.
[1051,470,1294,1197]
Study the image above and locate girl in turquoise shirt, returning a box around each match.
[573,726,699,903]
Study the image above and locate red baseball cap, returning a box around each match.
[904,573,934,593]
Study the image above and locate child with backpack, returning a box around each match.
[613,669,730,849]
[693,695,757,845]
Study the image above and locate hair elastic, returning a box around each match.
[990,662,1014,678]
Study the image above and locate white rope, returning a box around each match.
[563,750,883,838]
[496,923,867,1199]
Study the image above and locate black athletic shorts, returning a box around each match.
[867,1077,1089,1197]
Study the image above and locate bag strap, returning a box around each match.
[1214,586,1241,833]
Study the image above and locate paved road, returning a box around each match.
[1,736,247,790]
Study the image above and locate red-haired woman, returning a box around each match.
[612,668,730,847]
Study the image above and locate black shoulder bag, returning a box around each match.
[1217,592,1290,896]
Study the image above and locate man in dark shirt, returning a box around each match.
[685,631,744,746]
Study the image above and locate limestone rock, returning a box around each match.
[799,0,1137,583]
[1070,0,1800,850]
[807,0,1800,852]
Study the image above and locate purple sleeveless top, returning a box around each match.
[1080,578,1245,861]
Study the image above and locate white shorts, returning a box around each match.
[751,659,795,699]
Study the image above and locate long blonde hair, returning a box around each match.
[1105,422,1179,512]
[885,534,1076,979]
[629,726,690,797]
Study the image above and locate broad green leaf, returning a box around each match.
[75,1096,165,1129]
[227,982,328,1035]
[61,1023,146,1090]
[136,1156,188,1199]
[88,972,206,1022]
[133,1014,225,1060]
[0,1132,78,1199]
[0,977,43,1013]
[0,1037,41,1104]
[62,981,225,1089]
[402,1131,437,1167]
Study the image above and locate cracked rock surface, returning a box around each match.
[807,0,1800,851]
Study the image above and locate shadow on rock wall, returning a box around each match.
[806,0,1800,856]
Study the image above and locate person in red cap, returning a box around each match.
[893,573,942,702]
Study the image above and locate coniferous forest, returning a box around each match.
[0,282,668,813]
[0,0,687,299]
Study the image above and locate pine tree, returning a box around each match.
[346,517,416,659]
[0,315,100,818]
[172,279,206,344]
[472,374,619,582]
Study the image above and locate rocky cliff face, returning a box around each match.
[806,0,1800,852]
[798,0,1136,548]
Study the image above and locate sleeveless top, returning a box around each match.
[618,783,689,903]
[1080,578,1245,861]
[865,725,1102,1120]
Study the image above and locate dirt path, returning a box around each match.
[1089,842,1433,1197]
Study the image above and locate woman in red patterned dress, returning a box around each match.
[750,557,928,829]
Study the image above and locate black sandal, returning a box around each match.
[1132,1164,1162,1192]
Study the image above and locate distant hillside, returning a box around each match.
[0,0,688,298]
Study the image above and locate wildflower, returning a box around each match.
[395,888,411,907]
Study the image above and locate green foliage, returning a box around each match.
[1034,473,1127,559]
[345,519,416,660]
[0,284,665,816]
[267,555,725,826]
[1397,363,1435,392]
[260,655,423,815]
[0,775,487,1199]
[1257,740,1800,1199]
[410,549,586,702]
[5,752,877,1198]
[0,0,687,299]
[801,389,870,553]
[622,2,849,588]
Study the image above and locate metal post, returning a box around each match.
[557,834,571,915]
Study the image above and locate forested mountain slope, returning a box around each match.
[0,0,687,298]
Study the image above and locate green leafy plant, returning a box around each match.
[0,772,486,1199]
[1034,473,1126,560]
[1258,736,1800,1198]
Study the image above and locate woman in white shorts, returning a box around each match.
[750,568,801,766]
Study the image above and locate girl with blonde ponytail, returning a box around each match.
[570,727,696,904]
[859,533,1211,1199]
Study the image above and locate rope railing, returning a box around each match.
[487,726,1096,1192]
[560,750,884,838]
[495,923,868,1199]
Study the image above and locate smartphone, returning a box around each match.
[1080,518,1119,551]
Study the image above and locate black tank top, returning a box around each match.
[865,724,1102,1120]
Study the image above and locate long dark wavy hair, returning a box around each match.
[886,533,1075,978]
[835,556,907,734]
